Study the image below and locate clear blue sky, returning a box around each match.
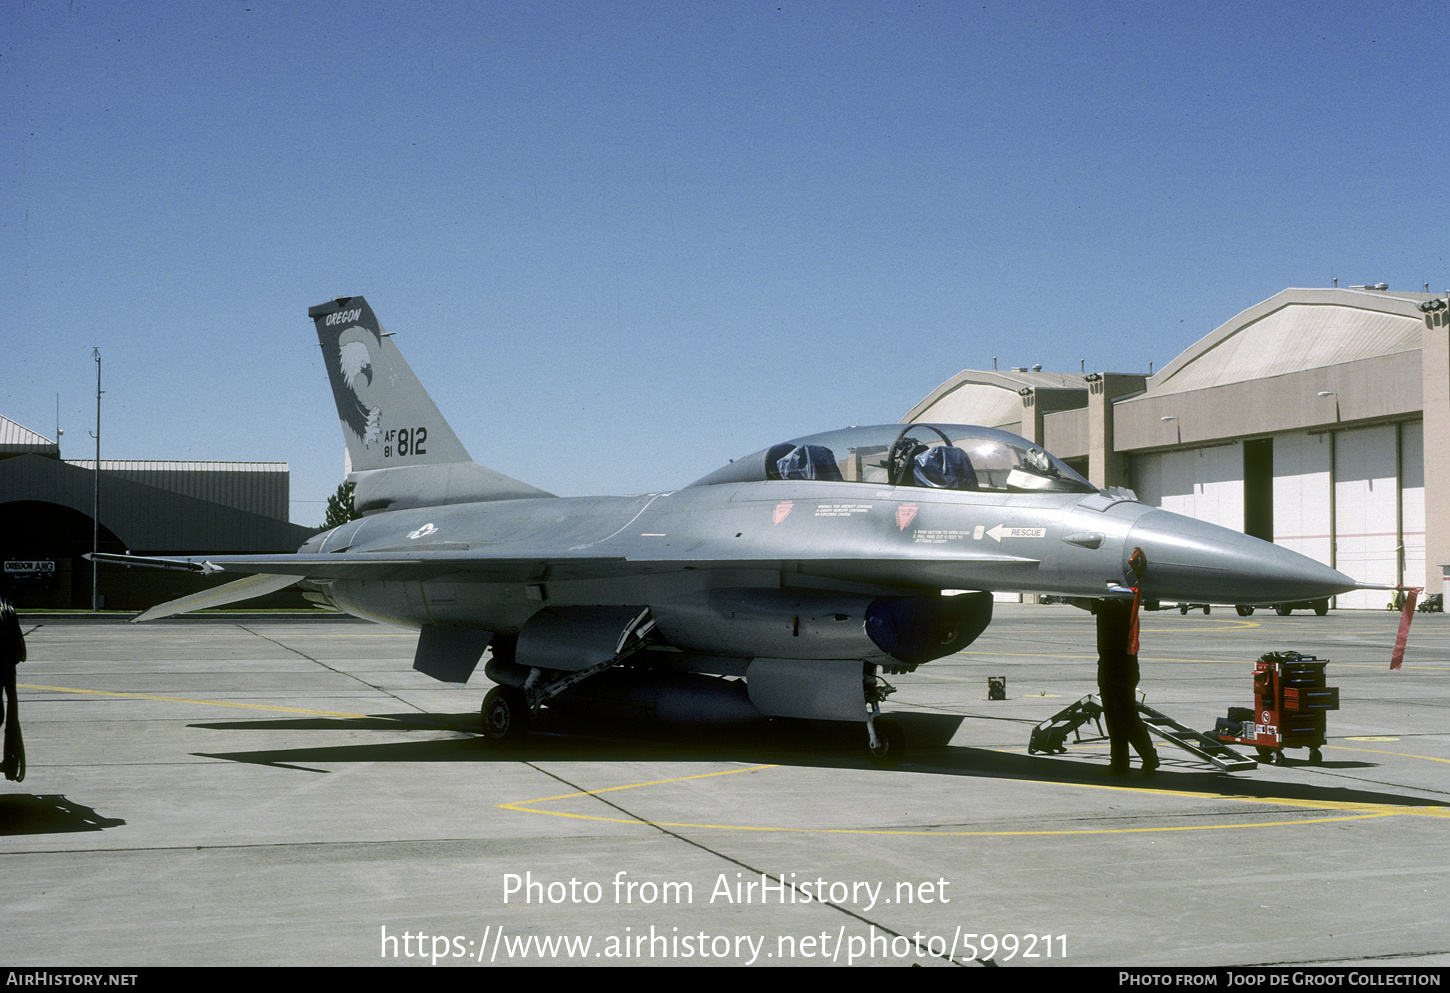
[5,0,1446,525]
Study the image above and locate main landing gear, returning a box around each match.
[478,608,658,744]
[478,616,913,769]
[480,685,529,742]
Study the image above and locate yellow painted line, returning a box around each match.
[498,764,1447,834]
[496,765,780,818]
[1138,620,1260,631]
[1061,781,1450,817]
[956,653,1258,664]
[23,629,413,639]
[955,652,1450,671]
[21,682,1447,834]
[18,682,376,720]
[1327,744,1450,764]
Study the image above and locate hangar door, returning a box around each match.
[1401,421,1426,599]
[1273,433,1332,572]
[1130,446,1244,533]
[1334,424,1424,609]
[1132,426,1425,608]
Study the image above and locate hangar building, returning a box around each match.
[0,416,315,609]
[906,286,1444,609]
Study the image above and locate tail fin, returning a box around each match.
[310,296,553,513]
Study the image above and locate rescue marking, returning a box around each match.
[914,529,972,545]
[985,524,1046,542]
[814,503,871,518]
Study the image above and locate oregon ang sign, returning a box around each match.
[4,560,56,580]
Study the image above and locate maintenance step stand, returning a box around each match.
[1029,696,1256,772]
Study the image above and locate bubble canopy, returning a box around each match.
[689,423,1097,494]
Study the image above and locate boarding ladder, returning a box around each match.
[1027,696,1105,755]
[1028,695,1256,772]
[1135,702,1257,772]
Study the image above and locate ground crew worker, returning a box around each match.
[1096,597,1157,775]
[1,596,25,782]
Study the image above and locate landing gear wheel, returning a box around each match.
[481,686,529,742]
[1276,605,1292,616]
[1236,605,1255,616]
[866,716,905,768]
[1314,600,1329,616]
[1309,747,1323,764]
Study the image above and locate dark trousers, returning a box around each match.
[1096,599,1157,770]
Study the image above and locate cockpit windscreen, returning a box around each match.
[691,424,1097,494]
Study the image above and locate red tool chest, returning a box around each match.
[1215,652,1338,765]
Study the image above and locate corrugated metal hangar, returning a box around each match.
[0,417,315,609]
[906,286,1445,609]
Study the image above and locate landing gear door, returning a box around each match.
[515,606,653,672]
[413,626,493,684]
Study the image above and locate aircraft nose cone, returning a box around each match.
[1125,510,1358,604]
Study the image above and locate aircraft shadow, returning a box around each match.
[0,794,127,836]
[187,708,1445,811]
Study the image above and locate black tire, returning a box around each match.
[1309,747,1323,764]
[1276,605,1292,616]
[866,716,906,768]
[481,685,529,742]
[1235,605,1254,616]
[1179,604,1188,615]
[1313,600,1329,616]
[1203,604,1211,615]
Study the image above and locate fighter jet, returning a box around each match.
[94,296,1361,764]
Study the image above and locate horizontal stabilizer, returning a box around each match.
[351,462,552,514]
[130,573,300,623]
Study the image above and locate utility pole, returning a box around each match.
[91,348,102,611]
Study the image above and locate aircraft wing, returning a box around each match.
[90,551,632,583]
[89,546,1038,590]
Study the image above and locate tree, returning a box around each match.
[321,480,361,529]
